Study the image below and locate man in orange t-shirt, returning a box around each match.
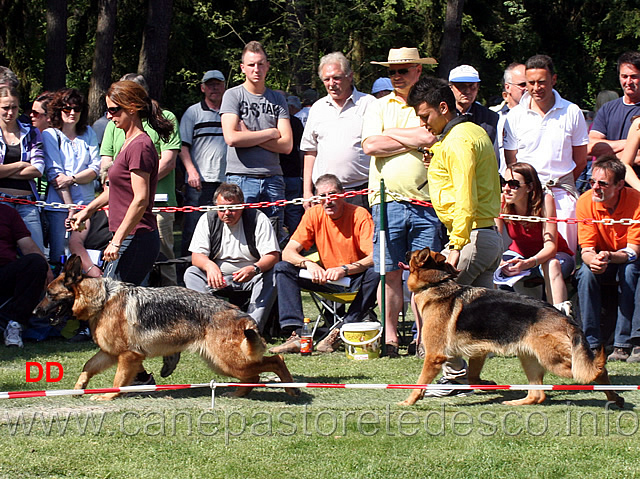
[576,156,640,362]
[271,174,379,353]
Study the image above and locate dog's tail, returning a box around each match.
[570,328,606,383]
[241,328,267,360]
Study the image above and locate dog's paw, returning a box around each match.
[89,394,115,401]
[285,387,301,397]
[398,399,416,406]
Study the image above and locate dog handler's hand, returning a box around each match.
[103,241,121,262]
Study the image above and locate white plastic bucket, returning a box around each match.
[340,322,383,360]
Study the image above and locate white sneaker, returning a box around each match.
[4,321,23,348]
[554,301,573,317]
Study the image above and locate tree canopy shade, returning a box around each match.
[1,0,639,120]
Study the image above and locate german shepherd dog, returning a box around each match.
[35,255,299,400]
[400,248,624,407]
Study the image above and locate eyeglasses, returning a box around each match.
[388,66,416,77]
[508,82,527,88]
[62,105,82,114]
[588,178,610,188]
[501,178,524,190]
[106,106,123,115]
[30,110,44,118]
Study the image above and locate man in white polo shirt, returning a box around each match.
[503,54,588,253]
[301,52,375,210]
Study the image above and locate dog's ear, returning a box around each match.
[63,254,84,287]
[411,248,432,268]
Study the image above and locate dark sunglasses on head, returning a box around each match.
[588,178,610,188]
[106,106,123,115]
[388,67,414,77]
[500,178,524,190]
[62,105,82,114]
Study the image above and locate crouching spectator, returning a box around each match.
[576,156,640,362]
[270,174,379,354]
[0,203,53,347]
[184,183,279,332]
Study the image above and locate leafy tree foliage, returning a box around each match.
[1,0,639,117]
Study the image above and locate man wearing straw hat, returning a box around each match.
[362,47,444,357]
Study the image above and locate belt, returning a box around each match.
[474,225,497,231]
[0,192,35,200]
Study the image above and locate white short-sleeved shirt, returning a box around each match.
[189,210,280,276]
[503,90,588,181]
[300,88,375,188]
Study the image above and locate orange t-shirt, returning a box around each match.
[577,187,640,250]
[291,202,373,269]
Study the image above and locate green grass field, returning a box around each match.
[1,299,640,479]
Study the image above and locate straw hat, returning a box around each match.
[371,47,437,66]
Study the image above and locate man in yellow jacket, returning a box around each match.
[407,76,502,397]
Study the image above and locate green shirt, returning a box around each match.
[100,110,181,206]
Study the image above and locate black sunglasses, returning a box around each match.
[588,178,610,188]
[388,66,415,76]
[106,106,123,115]
[500,178,524,190]
[62,105,82,114]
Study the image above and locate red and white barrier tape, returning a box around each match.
[2,382,638,409]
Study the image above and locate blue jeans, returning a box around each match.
[44,210,69,264]
[283,176,304,235]
[372,201,444,272]
[181,182,221,256]
[226,174,286,240]
[274,260,380,331]
[576,260,640,349]
[104,229,160,286]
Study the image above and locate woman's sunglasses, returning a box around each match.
[500,178,524,190]
[106,106,123,115]
[62,105,83,114]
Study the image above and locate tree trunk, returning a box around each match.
[44,0,67,91]
[88,0,118,124]
[138,0,174,101]
[437,0,464,79]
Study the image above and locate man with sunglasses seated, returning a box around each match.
[576,156,640,362]
[270,174,379,354]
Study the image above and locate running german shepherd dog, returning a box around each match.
[400,247,624,407]
[35,255,299,400]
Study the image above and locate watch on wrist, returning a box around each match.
[253,264,262,275]
[341,264,349,275]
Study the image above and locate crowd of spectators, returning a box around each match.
[2,46,640,381]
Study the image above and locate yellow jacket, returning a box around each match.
[429,119,500,249]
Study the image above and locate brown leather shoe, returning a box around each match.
[269,332,301,354]
[607,347,630,362]
[316,328,341,353]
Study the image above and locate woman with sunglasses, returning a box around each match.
[42,88,100,266]
[30,92,54,133]
[69,80,173,285]
[0,86,46,252]
[496,162,574,312]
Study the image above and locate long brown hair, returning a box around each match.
[106,80,173,142]
[501,162,544,219]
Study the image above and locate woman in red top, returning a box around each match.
[495,162,574,311]
[69,81,173,285]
